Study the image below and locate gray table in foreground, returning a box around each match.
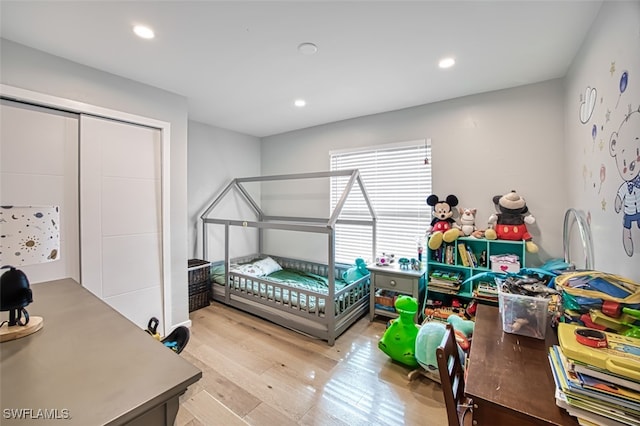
[0,278,202,425]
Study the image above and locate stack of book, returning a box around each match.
[473,280,498,302]
[548,323,640,426]
[428,270,463,294]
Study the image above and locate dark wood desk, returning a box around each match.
[465,304,579,426]
[1,278,202,425]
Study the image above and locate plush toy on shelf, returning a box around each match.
[458,207,477,237]
[485,190,539,253]
[425,194,462,250]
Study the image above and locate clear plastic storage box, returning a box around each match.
[498,286,549,339]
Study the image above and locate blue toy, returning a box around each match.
[447,314,475,337]
[378,295,420,368]
[342,258,369,284]
[415,315,472,373]
[414,321,446,371]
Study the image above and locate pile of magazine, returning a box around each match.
[548,323,640,426]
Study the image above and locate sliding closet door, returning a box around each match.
[80,115,164,332]
[0,99,80,283]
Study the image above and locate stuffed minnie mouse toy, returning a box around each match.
[425,194,462,250]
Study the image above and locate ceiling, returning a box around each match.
[0,1,603,138]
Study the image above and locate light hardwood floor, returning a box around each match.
[176,301,447,426]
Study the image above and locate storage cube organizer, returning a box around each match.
[188,259,211,312]
[498,286,549,339]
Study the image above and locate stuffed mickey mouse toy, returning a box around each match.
[485,190,539,253]
[425,194,462,250]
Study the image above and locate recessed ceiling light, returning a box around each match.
[133,25,155,39]
[298,42,318,55]
[439,57,455,69]
[294,99,306,107]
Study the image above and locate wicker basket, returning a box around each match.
[189,290,210,312]
[188,259,211,312]
[375,289,398,307]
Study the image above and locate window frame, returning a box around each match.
[329,139,432,264]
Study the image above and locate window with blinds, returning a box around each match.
[330,140,432,264]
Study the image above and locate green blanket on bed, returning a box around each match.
[210,264,348,293]
[266,269,348,292]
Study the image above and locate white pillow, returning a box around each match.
[252,257,282,276]
[235,263,263,277]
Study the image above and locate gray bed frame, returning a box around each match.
[201,170,377,345]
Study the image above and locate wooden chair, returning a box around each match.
[436,324,474,426]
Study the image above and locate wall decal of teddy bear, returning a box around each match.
[610,105,640,257]
[485,190,539,253]
[425,194,462,250]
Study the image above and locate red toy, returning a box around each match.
[485,190,539,253]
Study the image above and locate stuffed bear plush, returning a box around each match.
[485,190,538,253]
[425,194,462,250]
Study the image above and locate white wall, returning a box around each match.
[0,39,192,329]
[564,1,640,281]
[188,121,261,260]
[0,100,79,284]
[261,80,567,266]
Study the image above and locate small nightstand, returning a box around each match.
[368,263,426,321]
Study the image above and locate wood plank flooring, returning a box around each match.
[176,301,447,426]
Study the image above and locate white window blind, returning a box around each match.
[330,140,432,264]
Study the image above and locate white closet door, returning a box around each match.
[80,115,163,333]
[0,99,80,283]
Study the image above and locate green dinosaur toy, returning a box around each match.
[378,295,420,368]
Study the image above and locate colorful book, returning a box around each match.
[466,245,477,267]
[548,345,640,421]
[457,244,470,267]
[445,245,454,265]
[574,364,640,393]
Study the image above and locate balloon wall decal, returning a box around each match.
[616,70,629,108]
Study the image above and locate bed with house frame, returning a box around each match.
[200,170,377,346]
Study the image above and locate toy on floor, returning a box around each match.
[378,295,420,368]
[146,317,190,354]
[414,314,473,373]
[162,326,190,354]
[485,190,539,253]
[414,320,446,372]
[425,194,462,250]
[145,317,161,341]
[447,315,475,351]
